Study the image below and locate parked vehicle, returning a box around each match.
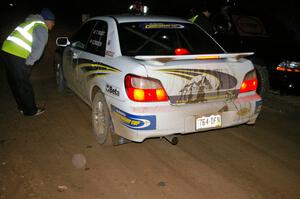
[209,4,300,95]
[55,14,262,145]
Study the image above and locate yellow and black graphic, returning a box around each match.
[158,68,238,104]
[76,60,120,79]
[158,68,237,89]
[143,23,185,29]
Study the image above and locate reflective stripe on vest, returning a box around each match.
[16,27,33,42]
[6,36,32,52]
[189,15,199,23]
[1,20,47,59]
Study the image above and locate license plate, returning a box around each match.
[196,115,222,129]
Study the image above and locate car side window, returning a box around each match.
[86,21,108,56]
[70,21,96,50]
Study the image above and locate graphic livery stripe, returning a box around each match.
[85,70,111,76]
[158,68,217,77]
[74,61,121,79]
[87,73,108,79]
[163,72,193,80]
[169,90,239,104]
[77,63,121,72]
[158,68,238,89]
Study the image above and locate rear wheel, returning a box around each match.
[255,64,269,99]
[92,92,113,145]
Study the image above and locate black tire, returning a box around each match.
[54,55,65,92]
[92,92,113,145]
[255,64,270,99]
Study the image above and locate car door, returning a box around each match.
[63,21,97,92]
[75,20,108,101]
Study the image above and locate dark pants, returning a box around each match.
[2,52,38,115]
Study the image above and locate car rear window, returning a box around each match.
[118,22,224,56]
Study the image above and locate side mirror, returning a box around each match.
[56,37,70,47]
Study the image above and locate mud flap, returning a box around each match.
[111,133,131,146]
[247,100,262,125]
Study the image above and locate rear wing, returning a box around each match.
[135,52,254,63]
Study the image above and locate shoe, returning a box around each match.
[21,107,45,116]
[34,107,45,116]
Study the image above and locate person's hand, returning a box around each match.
[25,59,34,66]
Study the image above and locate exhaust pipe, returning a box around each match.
[164,135,178,145]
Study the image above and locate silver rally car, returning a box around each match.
[56,14,262,145]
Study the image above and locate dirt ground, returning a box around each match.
[0,24,300,199]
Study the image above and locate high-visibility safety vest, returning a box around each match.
[189,15,199,23]
[2,20,47,59]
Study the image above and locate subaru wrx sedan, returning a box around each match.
[56,15,262,145]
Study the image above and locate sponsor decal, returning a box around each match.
[92,29,105,36]
[141,23,185,29]
[89,39,102,47]
[106,84,120,97]
[111,105,156,130]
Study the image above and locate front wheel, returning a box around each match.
[92,92,113,145]
[54,58,65,92]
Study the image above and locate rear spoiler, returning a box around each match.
[135,52,254,63]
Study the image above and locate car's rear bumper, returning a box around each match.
[109,93,262,142]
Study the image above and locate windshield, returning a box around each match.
[118,22,224,56]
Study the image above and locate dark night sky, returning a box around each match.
[1,0,297,16]
[1,0,299,42]
[1,0,299,20]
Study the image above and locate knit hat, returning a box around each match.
[41,8,55,21]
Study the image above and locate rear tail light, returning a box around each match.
[125,74,169,102]
[276,66,300,73]
[276,61,300,72]
[174,48,190,55]
[239,70,258,93]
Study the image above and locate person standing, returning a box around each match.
[1,8,55,116]
[189,6,215,35]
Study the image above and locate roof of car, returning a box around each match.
[90,14,190,23]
